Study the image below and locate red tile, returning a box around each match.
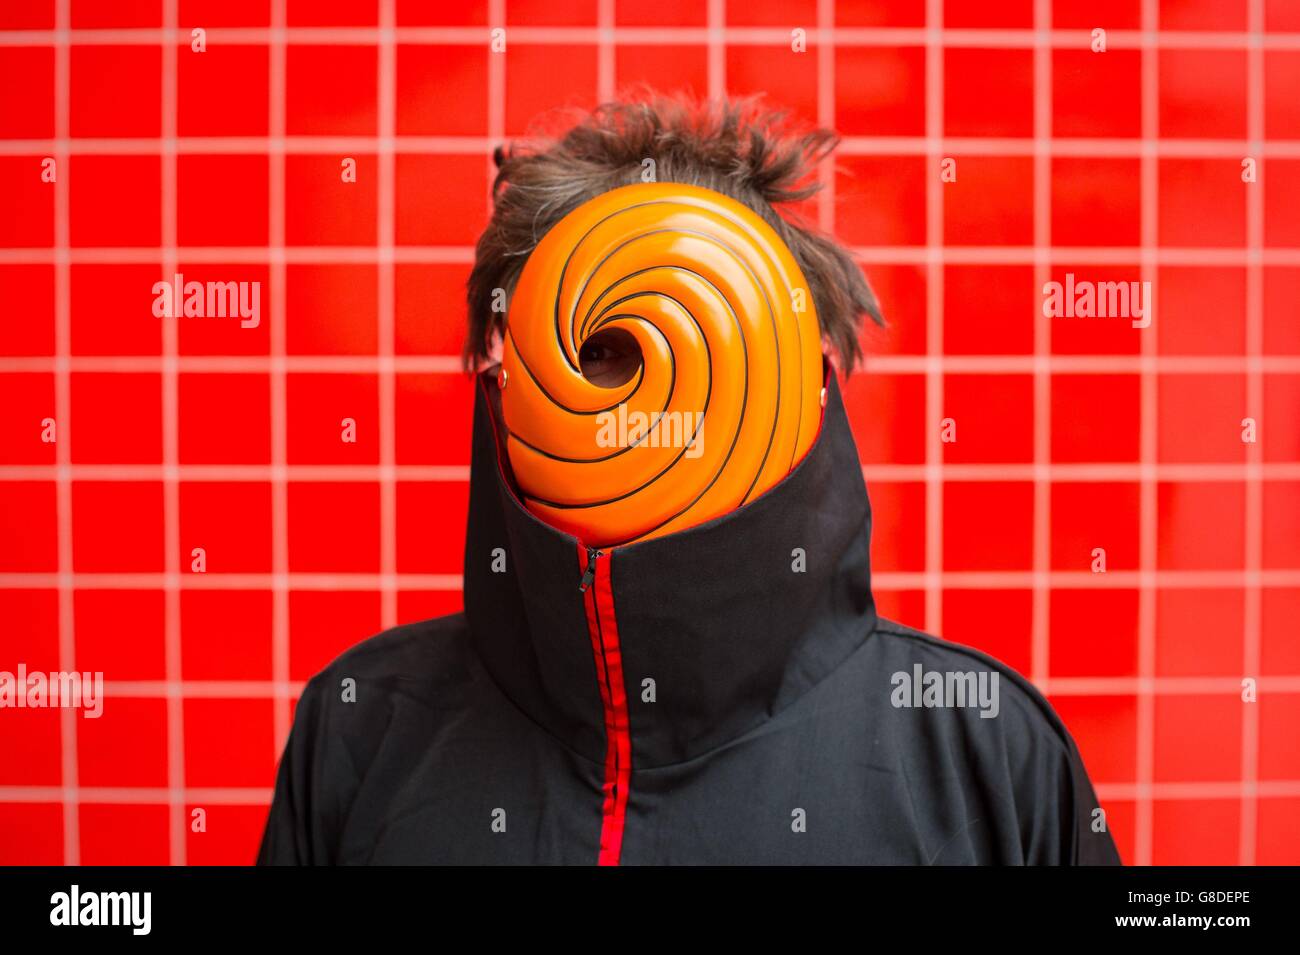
[942,373,1034,463]
[1263,376,1300,464]
[0,156,55,248]
[943,481,1033,570]
[178,44,269,136]
[286,0,376,24]
[181,589,272,680]
[1264,268,1300,354]
[1257,796,1300,864]
[1049,694,1138,784]
[178,373,271,464]
[1264,160,1300,246]
[505,44,597,138]
[183,698,274,786]
[1050,482,1140,571]
[285,154,379,246]
[288,589,381,679]
[285,45,378,135]
[397,589,464,624]
[835,46,926,137]
[1263,481,1300,569]
[841,371,926,465]
[286,264,378,355]
[0,589,60,671]
[1157,374,1248,463]
[1051,158,1140,247]
[69,155,161,248]
[859,263,926,356]
[179,482,273,573]
[1155,694,1242,781]
[616,0,707,25]
[943,156,1034,246]
[1158,159,1246,248]
[508,0,597,24]
[174,263,271,355]
[395,263,472,355]
[0,805,63,864]
[865,481,926,573]
[286,373,380,464]
[0,266,55,356]
[1155,588,1245,677]
[835,156,927,246]
[287,482,380,572]
[0,706,61,785]
[1259,694,1300,781]
[1050,588,1139,677]
[944,265,1034,355]
[1156,267,1246,355]
[946,0,1032,25]
[77,697,168,787]
[74,589,166,679]
[1152,799,1239,864]
[1159,50,1246,139]
[396,45,488,136]
[1159,0,1246,30]
[1050,374,1141,462]
[70,372,162,464]
[944,48,1034,138]
[837,0,925,25]
[179,0,270,26]
[395,373,475,464]
[1262,589,1300,675]
[71,0,161,27]
[726,0,814,25]
[1047,264,1145,355]
[942,589,1033,676]
[185,803,270,864]
[178,154,269,247]
[71,481,164,572]
[1051,49,1140,138]
[0,46,54,139]
[70,45,161,138]
[0,482,57,572]
[1157,481,1245,571]
[396,481,469,573]
[396,154,489,245]
[615,45,708,99]
[80,804,169,864]
[71,264,164,356]
[0,373,56,465]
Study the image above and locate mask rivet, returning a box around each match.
[498,368,508,389]
[819,386,827,408]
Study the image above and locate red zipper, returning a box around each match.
[577,543,631,866]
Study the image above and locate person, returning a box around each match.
[257,95,1121,865]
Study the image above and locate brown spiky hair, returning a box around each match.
[464,92,883,373]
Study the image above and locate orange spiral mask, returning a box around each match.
[499,181,825,548]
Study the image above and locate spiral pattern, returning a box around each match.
[499,181,824,548]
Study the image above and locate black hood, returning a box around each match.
[462,364,879,769]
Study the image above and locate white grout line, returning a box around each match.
[707,0,725,99]
[160,0,186,867]
[378,0,397,630]
[52,0,78,867]
[6,354,1300,375]
[817,0,835,232]
[4,25,1300,49]
[1239,0,1265,868]
[3,568,1299,590]
[923,0,944,635]
[1031,0,1052,688]
[597,0,615,101]
[268,0,290,761]
[6,133,1300,158]
[1135,0,1159,867]
[7,779,1300,805]
[4,244,1300,265]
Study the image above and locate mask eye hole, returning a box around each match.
[578,327,642,388]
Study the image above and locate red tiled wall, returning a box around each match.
[1,0,1297,866]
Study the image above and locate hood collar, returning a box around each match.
[462,363,878,769]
